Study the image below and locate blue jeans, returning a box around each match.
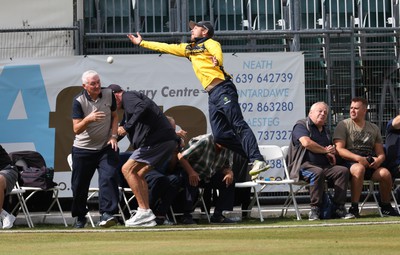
[208,79,263,162]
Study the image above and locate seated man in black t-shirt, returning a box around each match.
[384,114,400,179]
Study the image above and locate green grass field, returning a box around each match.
[2,216,400,255]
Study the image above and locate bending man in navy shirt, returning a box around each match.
[109,84,177,227]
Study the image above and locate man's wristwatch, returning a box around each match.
[111,134,118,139]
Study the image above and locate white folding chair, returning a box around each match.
[254,145,307,220]
[12,154,68,227]
[12,160,68,227]
[67,154,127,227]
[16,186,68,227]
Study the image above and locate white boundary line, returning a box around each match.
[2,220,400,234]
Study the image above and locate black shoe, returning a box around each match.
[99,212,117,228]
[210,215,236,224]
[380,204,400,217]
[182,215,196,225]
[308,206,320,221]
[155,217,164,225]
[74,216,87,229]
[348,206,360,218]
[335,205,355,219]
[155,217,175,226]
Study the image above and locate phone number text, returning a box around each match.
[240,101,294,112]
[257,130,292,141]
[233,72,293,84]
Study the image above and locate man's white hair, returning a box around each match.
[309,101,329,114]
[82,70,99,84]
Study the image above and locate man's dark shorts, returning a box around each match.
[0,165,18,195]
[343,161,376,180]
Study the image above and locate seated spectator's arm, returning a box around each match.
[221,168,234,187]
[334,139,369,166]
[177,153,200,187]
[371,143,386,168]
[299,136,331,154]
[176,129,187,147]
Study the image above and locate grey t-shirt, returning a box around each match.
[333,118,382,156]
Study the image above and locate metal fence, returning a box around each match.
[83,0,400,34]
[81,27,400,136]
[0,27,79,59]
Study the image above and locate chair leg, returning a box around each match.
[118,203,126,223]
[252,187,264,222]
[391,189,400,214]
[360,183,372,213]
[87,191,97,228]
[370,183,383,217]
[290,185,302,220]
[41,189,68,227]
[15,193,34,228]
[169,206,177,224]
[281,196,292,218]
[87,211,96,228]
[360,181,382,217]
[54,196,68,227]
[199,188,210,223]
[121,188,135,217]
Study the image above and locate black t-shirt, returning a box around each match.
[384,119,400,171]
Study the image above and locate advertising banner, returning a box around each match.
[0,52,305,196]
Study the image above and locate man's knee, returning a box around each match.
[374,167,393,184]
[122,160,147,177]
[350,164,366,178]
[121,159,139,177]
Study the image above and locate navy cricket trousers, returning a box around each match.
[208,79,264,163]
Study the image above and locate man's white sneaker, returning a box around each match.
[126,220,157,227]
[249,160,271,176]
[125,209,156,227]
[2,213,16,229]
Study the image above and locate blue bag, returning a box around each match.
[320,191,335,219]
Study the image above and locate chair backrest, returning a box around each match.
[67,154,72,171]
[280,145,289,158]
[259,145,285,161]
[9,150,47,169]
[258,145,290,180]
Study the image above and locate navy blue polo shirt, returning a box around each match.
[292,119,331,166]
